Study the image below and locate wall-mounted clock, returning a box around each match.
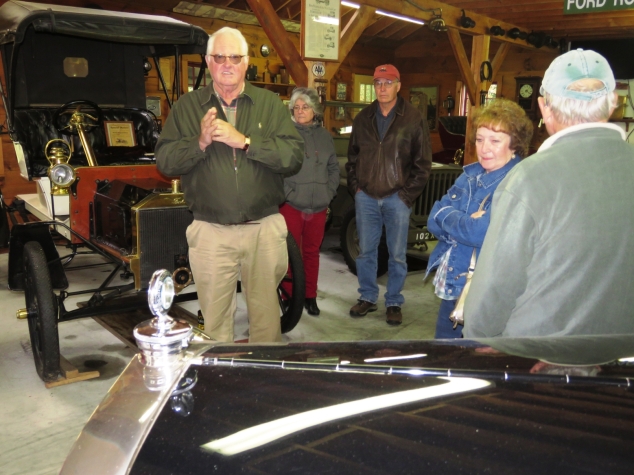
[515,76,542,120]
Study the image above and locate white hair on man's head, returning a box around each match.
[207,27,249,56]
[543,78,618,126]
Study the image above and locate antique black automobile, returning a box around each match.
[60,272,634,474]
[0,1,305,384]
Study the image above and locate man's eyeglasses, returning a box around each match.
[209,54,245,65]
[374,80,397,89]
[293,105,312,112]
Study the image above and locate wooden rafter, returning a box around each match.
[245,0,308,86]
[363,16,398,37]
[381,20,411,39]
[490,42,510,83]
[390,23,424,42]
[274,0,293,13]
[446,29,477,106]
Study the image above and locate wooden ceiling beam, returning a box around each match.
[490,42,510,83]
[464,34,490,164]
[356,0,544,49]
[500,12,634,24]
[521,17,634,30]
[447,0,559,7]
[273,0,293,13]
[446,29,477,106]
[341,8,358,27]
[245,0,308,85]
[381,20,411,39]
[362,16,397,37]
[287,2,302,20]
[390,23,424,41]
[341,5,377,53]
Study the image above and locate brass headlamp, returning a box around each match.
[45,139,76,194]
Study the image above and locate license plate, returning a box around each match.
[409,228,436,244]
[416,231,436,242]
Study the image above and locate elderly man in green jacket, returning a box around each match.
[156,27,303,343]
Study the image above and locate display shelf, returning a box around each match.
[250,81,294,99]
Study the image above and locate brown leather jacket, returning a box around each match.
[346,96,431,207]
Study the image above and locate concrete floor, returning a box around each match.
[0,227,441,475]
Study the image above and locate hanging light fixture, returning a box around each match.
[527,31,547,48]
[490,26,505,36]
[403,2,447,32]
[428,9,447,32]
[460,10,476,29]
[544,36,559,49]
[507,28,528,40]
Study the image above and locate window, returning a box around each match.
[354,74,376,103]
[187,62,211,92]
[63,57,88,78]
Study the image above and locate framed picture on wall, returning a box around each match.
[301,0,340,61]
[336,82,347,101]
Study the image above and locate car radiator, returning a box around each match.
[136,206,193,288]
[412,169,462,219]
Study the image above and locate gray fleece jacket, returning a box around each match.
[284,121,339,214]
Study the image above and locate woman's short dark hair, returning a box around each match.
[289,87,323,122]
[469,98,534,158]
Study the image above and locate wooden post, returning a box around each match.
[464,35,490,165]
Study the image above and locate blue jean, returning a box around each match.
[355,190,411,307]
[435,299,463,338]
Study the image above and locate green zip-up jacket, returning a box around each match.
[156,82,304,224]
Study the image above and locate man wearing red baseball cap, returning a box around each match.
[346,64,431,326]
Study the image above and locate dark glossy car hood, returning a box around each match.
[127,337,634,474]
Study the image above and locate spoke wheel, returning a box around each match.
[340,208,388,277]
[23,241,61,382]
[279,233,305,334]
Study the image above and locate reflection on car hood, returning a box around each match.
[61,335,634,475]
[478,333,634,365]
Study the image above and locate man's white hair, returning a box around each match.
[207,27,249,56]
[543,78,618,126]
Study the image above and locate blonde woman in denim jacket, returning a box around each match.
[425,99,533,338]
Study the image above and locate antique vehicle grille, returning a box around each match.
[137,206,193,287]
[413,168,462,219]
[92,180,194,289]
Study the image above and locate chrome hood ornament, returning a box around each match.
[133,269,193,369]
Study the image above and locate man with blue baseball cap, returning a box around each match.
[463,49,634,338]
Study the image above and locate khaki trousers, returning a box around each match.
[186,214,288,343]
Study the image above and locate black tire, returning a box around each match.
[0,192,9,248]
[340,208,389,277]
[23,241,61,383]
[279,233,305,334]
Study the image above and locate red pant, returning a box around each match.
[279,203,327,299]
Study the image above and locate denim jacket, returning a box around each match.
[425,156,521,299]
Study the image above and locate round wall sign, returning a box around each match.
[311,62,326,78]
